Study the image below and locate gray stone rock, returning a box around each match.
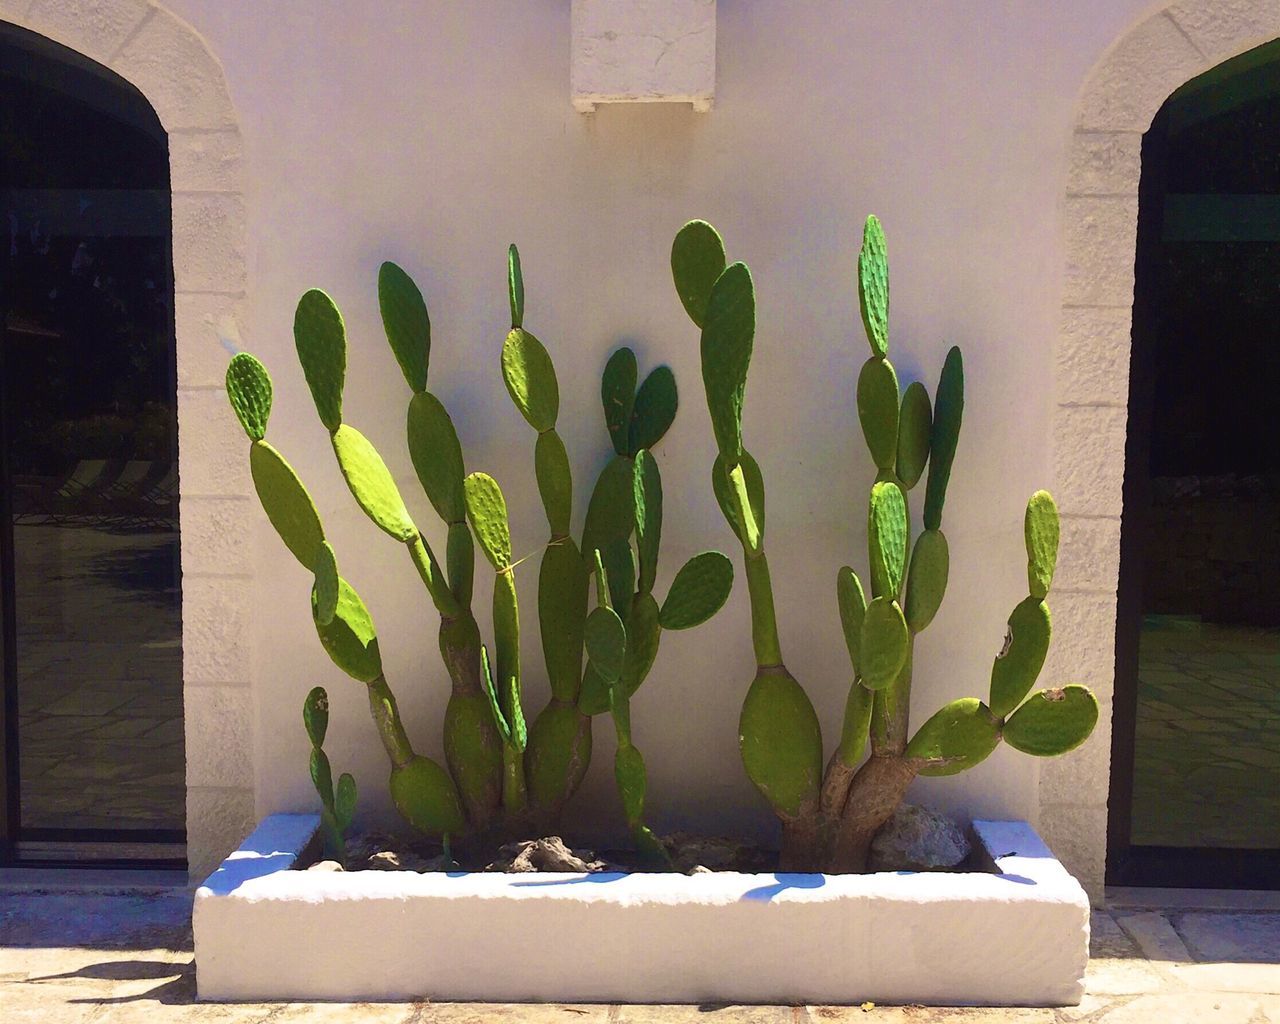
[305,859,344,872]
[485,836,609,873]
[868,803,970,871]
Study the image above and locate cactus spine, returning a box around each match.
[671,216,1099,871]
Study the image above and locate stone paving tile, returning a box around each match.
[616,1007,794,1023]
[1175,913,1280,963]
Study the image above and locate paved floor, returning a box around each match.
[0,883,1277,1022]
[1131,615,1280,849]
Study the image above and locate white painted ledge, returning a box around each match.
[571,0,715,112]
[194,814,1089,1006]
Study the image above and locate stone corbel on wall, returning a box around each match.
[571,0,715,112]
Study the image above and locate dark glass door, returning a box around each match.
[1,23,184,863]
[1110,40,1280,888]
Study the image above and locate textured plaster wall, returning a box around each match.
[8,0,1279,894]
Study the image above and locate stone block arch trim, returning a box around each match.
[1048,0,1280,900]
[3,0,255,879]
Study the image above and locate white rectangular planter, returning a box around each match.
[194,814,1089,1006]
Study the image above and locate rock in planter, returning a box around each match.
[485,836,611,873]
[868,803,970,871]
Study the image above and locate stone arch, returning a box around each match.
[1043,0,1280,896]
[1,0,254,878]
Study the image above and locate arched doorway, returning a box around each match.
[1109,39,1280,888]
[1,22,184,863]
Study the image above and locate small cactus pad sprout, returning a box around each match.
[304,686,355,863]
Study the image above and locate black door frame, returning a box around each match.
[1107,102,1280,890]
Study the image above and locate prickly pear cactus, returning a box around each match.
[304,686,356,864]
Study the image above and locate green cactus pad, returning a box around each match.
[726,462,762,552]
[312,541,340,626]
[923,346,964,531]
[226,352,273,441]
[1025,490,1060,600]
[480,645,511,743]
[620,593,661,698]
[504,669,527,753]
[442,691,502,815]
[539,538,588,702]
[896,381,932,489]
[989,596,1052,719]
[614,743,647,826]
[582,455,636,560]
[599,537,636,614]
[837,566,867,672]
[857,215,889,358]
[633,451,663,594]
[390,755,466,837]
[712,450,765,542]
[659,551,734,630]
[535,430,573,537]
[313,578,382,683]
[857,357,901,472]
[445,522,474,607]
[577,663,613,716]
[671,219,727,328]
[525,702,592,808]
[858,596,909,689]
[585,605,627,684]
[601,347,638,456]
[739,669,823,819]
[502,328,559,432]
[868,480,908,598]
[303,686,329,747]
[294,288,346,432]
[407,391,465,524]
[310,747,334,809]
[378,262,431,393]
[463,472,512,570]
[904,528,949,633]
[700,261,755,463]
[249,441,324,570]
[908,697,1001,777]
[508,244,524,329]
[1003,685,1098,756]
[334,773,356,831]
[836,682,874,766]
[331,425,417,542]
[492,572,520,718]
[629,365,678,455]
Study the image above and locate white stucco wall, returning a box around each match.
[11,0,1278,893]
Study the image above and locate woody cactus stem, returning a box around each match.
[671,216,1099,872]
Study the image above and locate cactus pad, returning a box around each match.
[249,441,324,570]
[601,347,638,456]
[310,747,334,808]
[1024,490,1060,600]
[904,528,949,633]
[896,381,932,488]
[294,288,347,432]
[907,697,1001,777]
[629,365,678,455]
[671,219,727,328]
[621,593,661,698]
[312,540,340,626]
[1004,685,1098,756]
[463,472,512,570]
[739,669,823,818]
[599,537,636,614]
[857,215,889,358]
[493,572,521,720]
[535,430,573,537]
[378,262,431,393]
[615,743,647,825]
[837,566,867,672]
[502,328,559,432]
[858,596,909,689]
[539,538,588,702]
[582,455,636,559]
[508,243,524,328]
[857,357,901,471]
[659,551,734,630]
[526,702,592,807]
[585,605,627,684]
[577,663,613,716]
[713,450,765,542]
[480,645,511,744]
[313,577,382,683]
[332,425,417,542]
[407,391,465,523]
[700,261,755,463]
[868,480,908,598]
[836,682,874,766]
[989,596,1052,719]
[303,686,329,747]
[226,352,273,441]
[633,451,663,594]
[445,522,474,607]
[923,346,964,530]
[334,773,357,831]
[390,755,466,836]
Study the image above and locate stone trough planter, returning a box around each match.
[193,814,1090,1006]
